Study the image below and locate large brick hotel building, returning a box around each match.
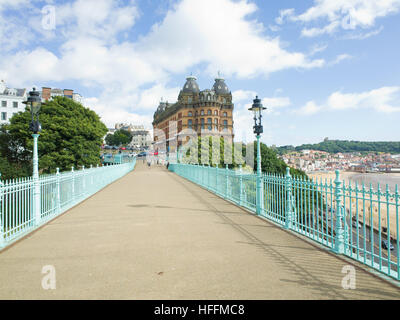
[152,75,234,152]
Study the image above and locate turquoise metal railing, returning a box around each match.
[0,158,136,249]
[102,153,132,165]
[169,163,400,281]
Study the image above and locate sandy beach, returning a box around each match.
[308,171,400,240]
[309,171,400,192]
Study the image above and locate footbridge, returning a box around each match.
[0,161,399,299]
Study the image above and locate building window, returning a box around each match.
[207,95,211,101]
[201,118,204,129]
[207,109,212,115]
[223,98,226,103]
[1,112,6,120]
[188,119,193,129]
[188,111,192,117]
[1,101,6,107]
[223,112,227,117]
[207,118,212,130]
[214,110,218,116]
[214,118,218,124]
[13,101,18,108]
[188,97,192,103]
[200,110,204,116]
[223,120,228,129]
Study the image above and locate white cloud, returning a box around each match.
[136,84,181,111]
[0,0,325,128]
[0,0,34,51]
[85,97,153,129]
[263,97,291,111]
[309,43,328,56]
[232,90,257,103]
[342,26,384,40]
[0,0,30,9]
[278,0,400,37]
[328,54,353,66]
[276,8,295,25]
[297,86,400,115]
[297,101,322,115]
[136,0,325,78]
[56,0,139,40]
[232,90,291,142]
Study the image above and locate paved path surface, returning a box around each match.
[0,162,399,299]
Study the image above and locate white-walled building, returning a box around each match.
[0,80,27,125]
[112,123,152,149]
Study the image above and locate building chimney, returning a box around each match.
[42,87,51,101]
[63,89,73,99]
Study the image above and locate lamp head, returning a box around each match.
[24,87,41,116]
[248,96,266,117]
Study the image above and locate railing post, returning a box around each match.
[90,165,93,189]
[202,165,205,187]
[239,166,243,206]
[256,135,264,215]
[56,168,61,214]
[284,167,295,230]
[82,165,86,195]
[32,134,41,227]
[225,164,228,199]
[334,170,347,254]
[207,164,210,190]
[215,166,218,195]
[0,173,4,247]
[71,166,75,203]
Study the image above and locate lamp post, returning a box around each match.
[249,96,266,215]
[23,88,42,226]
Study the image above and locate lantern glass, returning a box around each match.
[249,106,263,118]
[248,96,266,117]
[31,101,41,116]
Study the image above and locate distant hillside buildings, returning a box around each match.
[281,149,400,173]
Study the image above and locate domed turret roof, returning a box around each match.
[155,99,167,114]
[182,75,200,93]
[212,76,230,95]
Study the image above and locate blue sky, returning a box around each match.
[0,0,399,146]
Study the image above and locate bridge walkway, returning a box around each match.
[0,162,398,299]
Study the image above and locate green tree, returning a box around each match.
[0,96,108,177]
[181,136,244,167]
[105,129,132,146]
[0,155,31,180]
[253,142,307,178]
